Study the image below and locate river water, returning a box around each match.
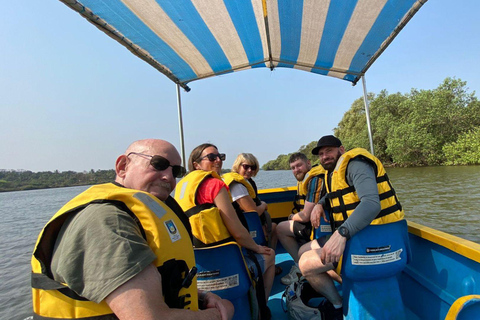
[1,166,479,320]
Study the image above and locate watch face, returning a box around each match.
[339,226,348,237]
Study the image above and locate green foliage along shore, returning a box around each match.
[263,77,480,170]
[0,168,232,192]
[0,169,115,192]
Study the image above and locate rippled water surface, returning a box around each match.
[2,166,479,319]
[1,186,90,320]
[385,166,480,244]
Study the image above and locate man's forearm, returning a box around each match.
[292,201,315,222]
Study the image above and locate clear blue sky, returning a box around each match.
[1,1,479,172]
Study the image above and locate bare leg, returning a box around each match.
[268,222,278,250]
[298,238,321,258]
[262,252,275,300]
[327,269,342,284]
[299,248,342,305]
[276,220,300,263]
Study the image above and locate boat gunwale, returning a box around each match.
[407,221,480,264]
[258,186,296,194]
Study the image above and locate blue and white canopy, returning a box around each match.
[60,0,427,91]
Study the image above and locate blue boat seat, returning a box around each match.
[341,220,411,320]
[194,241,254,320]
[243,210,267,246]
[314,211,333,241]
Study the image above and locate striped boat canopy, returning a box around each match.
[60,0,427,91]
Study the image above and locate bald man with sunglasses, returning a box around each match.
[31,139,233,320]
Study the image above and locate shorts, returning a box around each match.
[313,235,328,247]
[293,221,313,245]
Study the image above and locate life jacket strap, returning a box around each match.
[292,194,306,213]
[192,236,237,249]
[245,250,270,320]
[184,203,215,217]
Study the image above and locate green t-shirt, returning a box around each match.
[51,203,156,303]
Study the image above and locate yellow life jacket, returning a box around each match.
[292,165,323,213]
[222,172,257,221]
[293,178,307,213]
[302,165,329,240]
[301,165,326,196]
[222,172,256,200]
[31,183,198,320]
[289,165,326,241]
[175,170,234,247]
[176,172,267,317]
[325,148,404,229]
[222,172,268,245]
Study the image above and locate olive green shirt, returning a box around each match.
[51,203,156,303]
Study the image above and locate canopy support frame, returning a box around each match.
[176,84,186,168]
[262,0,274,70]
[362,76,375,155]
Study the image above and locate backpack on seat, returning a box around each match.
[282,278,323,320]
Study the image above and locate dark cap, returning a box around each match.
[311,135,342,155]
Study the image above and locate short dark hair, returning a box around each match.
[289,152,308,164]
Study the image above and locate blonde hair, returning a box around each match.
[232,153,260,177]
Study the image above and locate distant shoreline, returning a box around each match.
[2,165,477,193]
[0,168,232,193]
[0,183,96,193]
[0,169,115,193]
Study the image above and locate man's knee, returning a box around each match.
[298,251,313,275]
[298,249,328,276]
[277,220,292,236]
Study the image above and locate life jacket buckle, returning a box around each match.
[182,266,198,288]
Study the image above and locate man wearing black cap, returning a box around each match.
[298,135,405,320]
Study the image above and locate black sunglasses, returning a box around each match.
[242,164,257,171]
[198,153,226,162]
[127,152,186,178]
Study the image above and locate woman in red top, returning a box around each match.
[188,143,275,304]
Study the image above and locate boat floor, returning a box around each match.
[268,246,421,320]
[269,249,293,319]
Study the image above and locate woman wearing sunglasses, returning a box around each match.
[226,154,278,251]
[174,143,275,310]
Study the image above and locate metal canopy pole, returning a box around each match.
[362,76,375,155]
[176,84,186,168]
